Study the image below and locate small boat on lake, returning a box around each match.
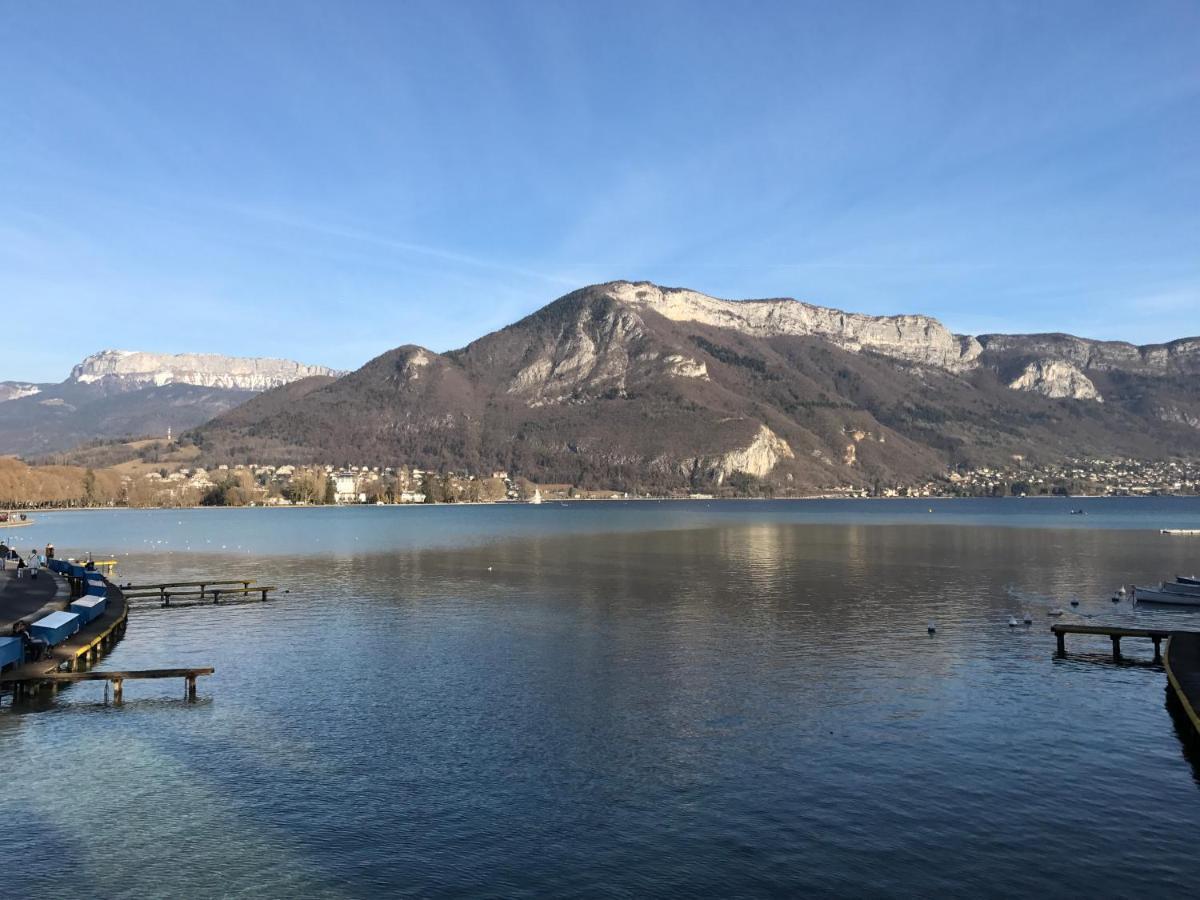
[1160,580,1200,596]
[1177,575,1200,586]
[1134,584,1200,606]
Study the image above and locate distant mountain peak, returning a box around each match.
[68,349,342,392]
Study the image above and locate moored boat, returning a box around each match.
[1177,575,1200,586]
[1162,580,1200,596]
[1134,585,1200,606]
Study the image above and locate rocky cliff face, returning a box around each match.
[710,425,795,481]
[69,350,341,391]
[978,333,1200,376]
[607,282,983,372]
[0,350,340,456]
[1008,360,1103,402]
[0,382,41,403]
[578,282,1198,389]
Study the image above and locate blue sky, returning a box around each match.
[2,1,1197,382]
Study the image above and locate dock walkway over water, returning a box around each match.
[122,579,274,607]
[1053,623,1200,737]
[1,571,130,701]
[2,561,230,707]
[1164,632,1200,736]
[1051,623,1173,663]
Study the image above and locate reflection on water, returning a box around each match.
[2,505,1200,898]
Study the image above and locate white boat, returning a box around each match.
[1162,580,1200,597]
[1134,585,1200,606]
[1177,575,1200,586]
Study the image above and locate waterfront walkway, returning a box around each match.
[0,567,66,633]
[0,569,128,692]
[1165,631,1200,737]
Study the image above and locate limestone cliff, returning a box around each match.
[0,383,41,403]
[69,350,341,391]
[705,425,794,481]
[1008,360,1103,402]
[606,281,983,372]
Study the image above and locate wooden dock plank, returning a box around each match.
[37,667,214,681]
[1051,624,1174,639]
[126,585,276,606]
[122,579,255,592]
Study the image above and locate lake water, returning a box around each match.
[3,498,1200,898]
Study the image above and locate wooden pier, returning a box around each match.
[27,667,215,703]
[123,580,275,607]
[1052,623,1200,738]
[2,576,215,707]
[122,579,256,600]
[1051,623,1173,663]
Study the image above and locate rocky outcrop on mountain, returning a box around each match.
[69,350,340,391]
[978,333,1200,376]
[610,282,983,372]
[0,382,40,403]
[711,425,795,480]
[1008,360,1103,402]
[0,351,339,457]
[190,280,1200,494]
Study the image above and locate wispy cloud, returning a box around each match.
[210,201,578,288]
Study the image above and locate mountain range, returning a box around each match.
[0,351,340,457]
[184,282,1200,493]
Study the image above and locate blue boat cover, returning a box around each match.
[29,610,82,646]
[0,636,22,669]
[70,595,106,625]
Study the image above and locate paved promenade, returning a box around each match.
[0,566,65,633]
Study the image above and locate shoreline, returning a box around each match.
[13,492,1200,515]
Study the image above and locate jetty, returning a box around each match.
[1052,623,1200,737]
[1,558,216,707]
[122,579,274,606]
[31,668,214,703]
[1051,623,1173,664]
